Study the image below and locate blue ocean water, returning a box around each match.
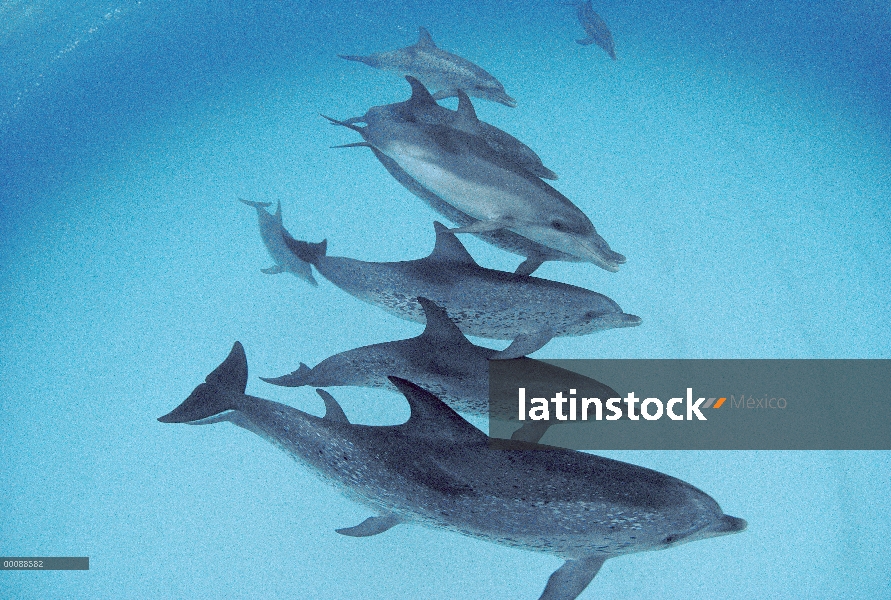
[1,1,889,598]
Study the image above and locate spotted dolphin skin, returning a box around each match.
[573,1,617,60]
[239,199,317,285]
[261,297,620,443]
[339,26,516,107]
[159,343,746,600]
[326,77,626,272]
[282,220,640,359]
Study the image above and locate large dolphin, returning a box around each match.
[158,343,747,600]
[261,297,620,443]
[339,26,516,107]
[364,142,572,276]
[282,220,641,359]
[239,198,317,285]
[326,77,626,272]
[573,1,617,60]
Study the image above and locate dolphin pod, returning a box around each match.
[339,26,516,107]
[283,220,640,359]
[159,17,746,600]
[159,343,746,600]
[326,76,627,273]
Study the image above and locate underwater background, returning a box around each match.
[1,1,889,598]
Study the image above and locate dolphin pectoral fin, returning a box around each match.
[539,556,606,600]
[576,37,596,46]
[432,88,459,101]
[491,328,555,360]
[261,265,285,275]
[336,513,402,537]
[315,389,350,423]
[448,219,509,235]
[510,421,551,444]
[515,257,545,276]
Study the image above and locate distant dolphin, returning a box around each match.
[261,297,620,443]
[573,1,617,60]
[159,343,746,600]
[283,221,640,359]
[326,77,626,272]
[339,26,516,107]
[239,199,317,286]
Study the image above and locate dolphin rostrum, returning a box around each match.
[282,220,641,359]
[239,198,317,286]
[339,26,516,107]
[326,77,626,272]
[261,297,621,443]
[573,1,617,60]
[158,343,747,600]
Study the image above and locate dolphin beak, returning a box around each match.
[500,94,517,108]
[716,515,747,533]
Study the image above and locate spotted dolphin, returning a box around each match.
[282,220,641,359]
[339,26,516,107]
[239,199,317,286]
[158,343,746,600]
[326,77,626,272]
[261,297,620,443]
[573,1,617,60]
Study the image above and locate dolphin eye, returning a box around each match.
[551,220,564,230]
[663,534,679,544]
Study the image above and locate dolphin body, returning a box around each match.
[327,77,626,273]
[283,221,641,359]
[261,297,620,444]
[339,26,516,107]
[574,1,617,60]
[239,199,317,286]
[158,343,747,600]
[327,77,569,276]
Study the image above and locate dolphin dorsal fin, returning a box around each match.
[417,297,472,346]
[388,377,483,441]
[417,26,437,49]
[315,389,350,423]
[405,76,437,107]
[274,201,282,224]
[427,222,479,266]
[455,90,478,122]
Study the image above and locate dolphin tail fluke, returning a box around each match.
[539,556,606,600]
[261,363,312,388]
[158,342,248,424]
[239,198,272,210]
[282,231,327,267]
